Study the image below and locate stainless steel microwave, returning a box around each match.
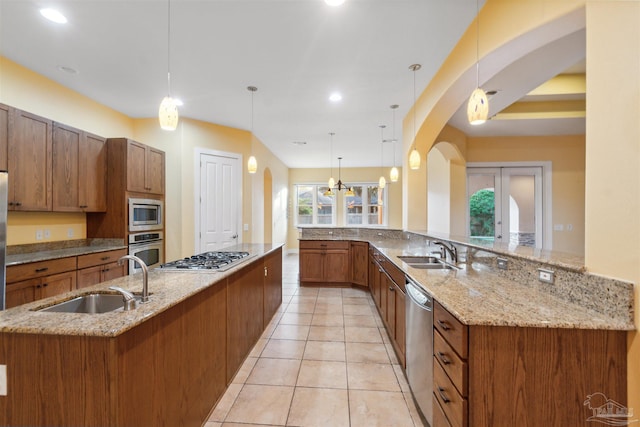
[128,198,163,232]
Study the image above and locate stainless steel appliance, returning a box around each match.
[405,276,434,425]
[128,198,163,232]
[0,171,7,310]
[160,251,252,271]
[128,232,163,274]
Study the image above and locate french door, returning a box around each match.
[467,166,543,249]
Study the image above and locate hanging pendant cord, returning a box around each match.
[167,0,172,96]
[475,0,480,88]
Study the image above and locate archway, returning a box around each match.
[427,141,466,235]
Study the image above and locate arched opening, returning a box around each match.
[427,141,466,235]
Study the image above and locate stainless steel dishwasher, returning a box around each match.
[405,276,433,426]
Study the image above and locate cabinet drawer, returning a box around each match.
[300,240,349,250]
[7,257,77,283]
[77,248,127,269]
[434,329,468,396]
[434,357,467,427]
[433,394,453,427]
[380,255,405,291]
[434,300,468,359]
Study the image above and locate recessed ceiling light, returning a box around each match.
[57,65,78,75]
[325,0,346,6]
[329,92,342,103]
[292,141,307,146]
[40,8,68,24]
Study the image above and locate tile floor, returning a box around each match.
[205,253,426,427]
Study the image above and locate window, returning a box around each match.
[345,184,387,226]
[295,184,336,226]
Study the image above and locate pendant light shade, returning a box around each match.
[390,167,399,182]
[409,149,421,170]
[467,87,488,125]
[328,177,335,188]
[345,187,355,197]
[159,96,179,131]
[159,0,178,131]
[409,64,421,170]
[247,155,257,174]
[379,176,386,189]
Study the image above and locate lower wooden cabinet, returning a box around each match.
[263,248,283,326]
[6,256,77,308]
[350,241,368,286]
[376,254,406,367]
[299,240,350,285]
[77,248,127,289]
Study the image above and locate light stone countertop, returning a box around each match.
[0,244,282,337]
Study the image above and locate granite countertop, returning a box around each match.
[0,244,282,337]
[6,240,128,267]
[301,235,635,331]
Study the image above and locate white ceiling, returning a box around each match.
[0,0,584,169]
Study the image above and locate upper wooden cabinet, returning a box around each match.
[52,123,107,212]
[0,104,9,170]
[7,108,53,211]
[126,139,165,195]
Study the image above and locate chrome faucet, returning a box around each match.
[434,241,458,264]
[118,255,150,302]
[109,286,137,311]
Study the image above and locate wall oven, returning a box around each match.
[128,232,164,274]
[129,198,163,232]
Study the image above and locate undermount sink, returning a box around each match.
[37,293,141,314]
[397,255,457,270]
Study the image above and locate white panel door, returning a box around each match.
[199,152,240,252]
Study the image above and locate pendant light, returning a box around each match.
[334,157,354,196]
[247,86,258,174]
[378,125,386,189]
[409,64,421,170]
[389,104,399,182]
[467,0,489,125]
[159,0,178,131]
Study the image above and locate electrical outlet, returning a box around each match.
[243,223,249,231]
[67,228,74,238]
[36,230,43,240]
[0,365,7,396]
[44,229,51,239]
[538,268,555,284]
[497,257,509,270]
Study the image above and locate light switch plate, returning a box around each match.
[538,268,555,284]
[0,364,7,396]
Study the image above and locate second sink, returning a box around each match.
[37,293,141,314]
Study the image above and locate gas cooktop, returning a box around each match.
[160,251,252,271]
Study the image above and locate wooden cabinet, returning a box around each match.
[0,103,9,170]
[350,241,368,286]
[432,300,628,427]
[52,123,107,212]
[263,248,283,326]
[376,253,406,367]
[299,240,350,285]
[7,108,53,211]
[368,247,381,307]
[5,256,77,308]
[126,139,165,194]
[77,248,128,289]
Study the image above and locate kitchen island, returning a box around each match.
[0,244,283,427]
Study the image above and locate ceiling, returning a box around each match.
[0,0,584,169]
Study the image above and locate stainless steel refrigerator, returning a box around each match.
[0,171,7,310]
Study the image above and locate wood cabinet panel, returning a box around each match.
[8,109,53,210]
[0,103,9,170]
[146,147,165,194]
[393,281,406,367]
[77,265,102,289]
[77,248,127,269]
[52,123,81,211]
[434,300,468,359]
[299,241,349,285]
[434,357,468,427]
[7,256,77,282]
[79,132,107,211]
[433,395,453,427]
[324,250,349,282]
[350,241,368,286]
[264,248,283,326]
[40,271,76,299]
[434,329,468,396]
[299,249,325,282]
[5,278,39,308]
[126,140,164,195]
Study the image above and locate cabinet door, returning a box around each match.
[324,250,349,283]
[5,278,39,308]
[299,249,325,282]
[77,265,102,289]
[126,140,147,193]
[379,269,388,319]
[263,249,283,325]
[369,254,381,307]
[8,109,52,211]
[385,274,396,337]
[40,271,76,299]
[52,123,81,211]
[350,242,368,286]
[79,133,107,211]
[101,261,126,282]
[394,283,406,366]
[0,103,9,170]
[146,147,165,194]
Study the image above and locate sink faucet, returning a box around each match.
[433,241,458,264]
[109,286,137,311]
[118,255,150,303]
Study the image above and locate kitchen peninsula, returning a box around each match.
[299,227,634,427]
[0,244,282,427]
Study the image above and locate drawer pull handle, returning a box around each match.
[437,387,451,404]
[389,286,394,291]
[437,352,451,365]
[100,256,110,261]
[437,320,451,330]
[320,244,327,247]
[35,267,49,273]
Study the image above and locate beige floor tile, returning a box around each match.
[297,360,348,389]
[311,313,345,327]
[203,422,222,427]
[286,302,316,314]
[261,339,306,359]
[308,326,345,342]
[303,340,346,361]
[318,288,343,297]
[343,314,378,327]
[232,357,258,384]
[286,387,350,427]
[271,324,310,340]
[385,342,400,365]
[379,327,391,343]
[249,338,269,357]
[279,312,313,326]
[342,288,370,298]
[349,390,415,427]
[342,296,369,305]
[347,362,401,391]
[316,296,343,305]
[346,342,390,364]
[225,384,294,425]
[289,295,317,304]
[345,326,383,343]
[313,303,343,314]
[296,288,320,296]
[246,358,301,386]
[404,391,427,427]
[343,304,373,316]
[394,364,411,393]
[209,383,243,421]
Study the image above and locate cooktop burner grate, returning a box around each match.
[160,251,251,270]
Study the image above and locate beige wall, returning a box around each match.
[287,166,403,250]
[467,135,585,255]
